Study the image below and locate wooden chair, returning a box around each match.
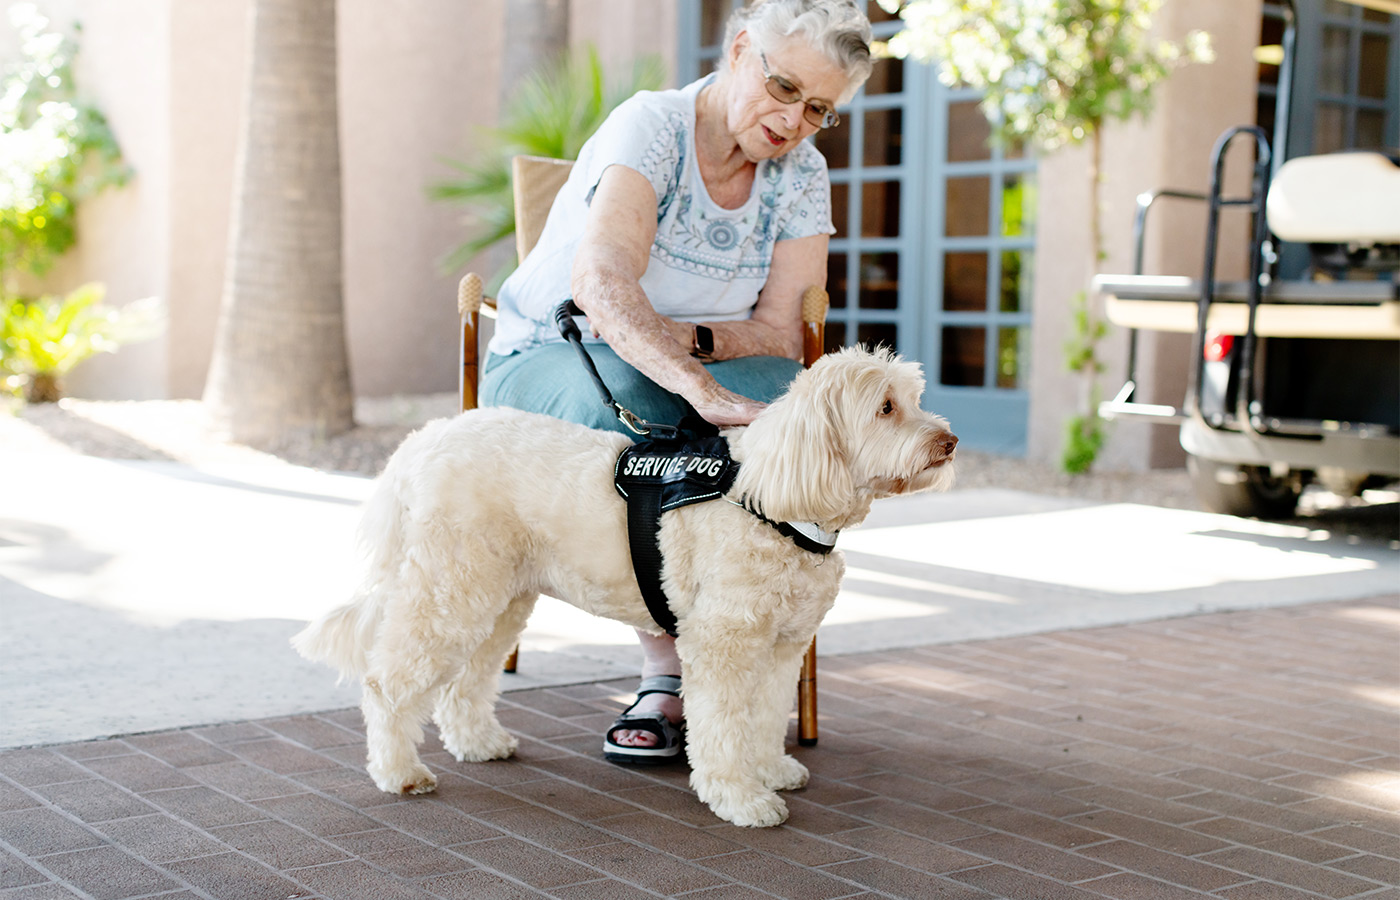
[456,155,828,746]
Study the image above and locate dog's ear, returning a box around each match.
[733,369,858,526]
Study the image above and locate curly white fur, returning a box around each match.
[293,346,957,827]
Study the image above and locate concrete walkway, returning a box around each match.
[1,450,1396,748]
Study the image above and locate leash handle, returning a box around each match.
[553,301,678,439]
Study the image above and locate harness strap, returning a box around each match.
[624,480,679,638]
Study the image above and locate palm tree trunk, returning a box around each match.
[499,0,569,99]
[203,0,353,444]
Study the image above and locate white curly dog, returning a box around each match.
[293,346,957,827]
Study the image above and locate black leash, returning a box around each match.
[554,299,701,635]
[553,301,679,440]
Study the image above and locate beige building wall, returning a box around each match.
[166,0,247,400]
[1027,0,1263,469]
[571,0,680,87]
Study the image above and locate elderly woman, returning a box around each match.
[480,0,873,764]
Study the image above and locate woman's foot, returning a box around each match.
[609,687,683,748]
[603,674,684,764]
[604,630,685,762]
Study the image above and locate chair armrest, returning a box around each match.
[801,285,829,368]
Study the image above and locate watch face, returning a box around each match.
[696,325,714,356]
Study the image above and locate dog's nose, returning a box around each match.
[942,434,958,455]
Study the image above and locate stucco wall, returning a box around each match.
[1027,0,1263,469]
[166,0,247,400]
[337,0,507,398]
[571,0,680,87]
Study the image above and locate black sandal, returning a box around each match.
[603,675,684,765]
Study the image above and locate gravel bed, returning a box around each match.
[5,395,1395,545]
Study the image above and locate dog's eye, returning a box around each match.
[880,399,894,416]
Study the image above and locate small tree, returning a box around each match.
[876,0,1212,471]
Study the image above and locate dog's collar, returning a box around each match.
[735,501,839,556]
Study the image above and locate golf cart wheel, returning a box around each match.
[1186,454,1302,519]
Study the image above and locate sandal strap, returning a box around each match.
[634,674,682,699]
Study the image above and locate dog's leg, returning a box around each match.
[753,638,811,793]
[359,575,480,795]
[434,591,537,763]
[360,605,462,794]
[362,671,440,795]
[679,628,801,828]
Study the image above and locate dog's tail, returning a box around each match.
[290,599,377,681]
[291,441,418,679]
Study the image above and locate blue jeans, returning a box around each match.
[480,342,802,440]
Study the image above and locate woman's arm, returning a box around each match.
[571,165,766,426]
[695,232,827,362]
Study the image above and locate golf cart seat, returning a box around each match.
[1266,151,1400,245]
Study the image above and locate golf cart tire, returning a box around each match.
[1186,454,1302,519]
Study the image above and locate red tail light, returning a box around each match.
[1204,332,1234,363]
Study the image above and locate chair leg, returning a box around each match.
[798,637,818,746]
[503,645,519,674]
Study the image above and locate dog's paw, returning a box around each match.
[369,762,437,795]
[715,789,789,828]
[693,776,789,828]
[442,723,518,763]
[760,755,809,792]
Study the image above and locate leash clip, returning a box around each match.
[616,407,651,436]
[616,407,678,440]
[552,300,683,442]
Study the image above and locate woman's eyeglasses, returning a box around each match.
[759,51,840,130]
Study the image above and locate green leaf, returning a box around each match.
[1,6,130,286]
[881,0,1212,155]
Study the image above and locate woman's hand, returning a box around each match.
[692,389,768,427]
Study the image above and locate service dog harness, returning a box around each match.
[554,301,838,637]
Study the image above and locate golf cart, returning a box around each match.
[1094,0,1400,518]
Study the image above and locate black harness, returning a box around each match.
[553,301,837,637]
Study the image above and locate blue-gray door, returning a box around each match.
[678,0,1036,455]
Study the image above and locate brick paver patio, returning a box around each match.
[2,596,1397,899]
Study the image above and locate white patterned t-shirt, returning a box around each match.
[487,74,835,356]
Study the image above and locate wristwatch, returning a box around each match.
[691,324,714,361]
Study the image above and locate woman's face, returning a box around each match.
[724,31,847,162]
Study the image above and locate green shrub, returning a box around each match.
[1,283,161,402]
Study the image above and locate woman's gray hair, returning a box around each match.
[723,0,874,104]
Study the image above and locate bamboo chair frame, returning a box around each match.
[456,155,826,746]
